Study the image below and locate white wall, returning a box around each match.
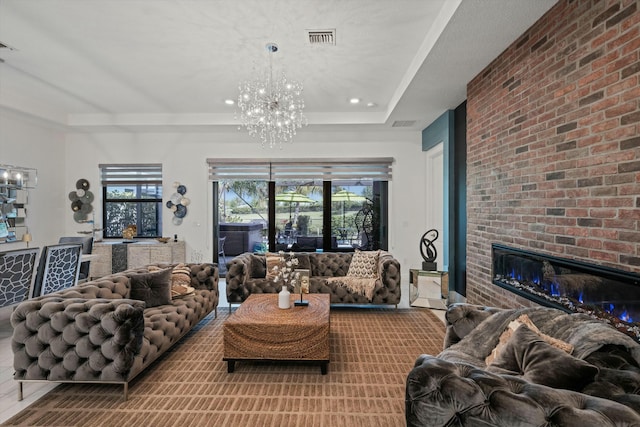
[0,111,66,250]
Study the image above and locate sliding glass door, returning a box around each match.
[209,158,391,272]
[215,179,386,262]
[274,180,323,249]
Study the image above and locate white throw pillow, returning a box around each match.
[347,250,380,279]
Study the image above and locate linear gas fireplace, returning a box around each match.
[492,244,640,341]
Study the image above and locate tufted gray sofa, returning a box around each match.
[406,303,640,426]
[11,262,218,400]
[225,251,400,307]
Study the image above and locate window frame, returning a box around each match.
[100,164,163,239]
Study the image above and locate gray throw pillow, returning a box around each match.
[250,254,266,278]
[296,254,311,271]
[129,268,172,307]
[487,325,599,391]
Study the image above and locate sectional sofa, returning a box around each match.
[406,303,640,426]
[11,262,218,400]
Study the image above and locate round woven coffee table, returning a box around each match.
[223,293,330,374]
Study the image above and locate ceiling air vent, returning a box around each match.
[306,29,336,45]
[392,120,416,128]
[0,41,17,50]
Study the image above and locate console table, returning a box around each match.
[89,240,186,278]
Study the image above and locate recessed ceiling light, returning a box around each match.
[349,98,360,104]
[366,102,376,108]
[224,99,235,105]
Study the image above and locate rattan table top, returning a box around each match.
[223,293,330,362]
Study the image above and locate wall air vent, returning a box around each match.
[306,30,336,45]
[392,120,417,128]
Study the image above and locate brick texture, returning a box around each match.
[466,0,640,308]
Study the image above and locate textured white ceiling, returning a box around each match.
[0,0,557,132]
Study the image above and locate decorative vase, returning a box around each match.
[278,285,290,309]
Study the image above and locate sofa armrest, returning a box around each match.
[443,303,504,348]
[406,355,640,427]
[225,253,254,303]
[373,251,401,304]
[11,297,145,382]
[378,251,400,289]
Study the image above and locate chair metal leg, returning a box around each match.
[18,381,23,401]
[123,382,128,401]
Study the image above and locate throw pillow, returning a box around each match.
[295,253,311,271]
[129,268,173,307]
[265,252,282,281]
[515,314,575,354]
[250,254,266,278]
[485,320,518,366]
[346,250,380,279]
[487,324,598,391]
[485,314,575,365]
[171,264,195,298]
[171,284,195,298]
[171,264,191,287]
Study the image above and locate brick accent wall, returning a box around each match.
[466,0,640,308]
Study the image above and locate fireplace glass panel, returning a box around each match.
[492,244,640,339]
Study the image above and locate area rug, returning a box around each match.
[3,307,445,427]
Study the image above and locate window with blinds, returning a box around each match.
[206,158,393,182]
[100,164,163,239]
[100,164,163,185]
[209,158,391,255]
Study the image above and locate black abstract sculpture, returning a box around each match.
[420,229,438,271]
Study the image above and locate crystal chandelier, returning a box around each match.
[237,43,307,149]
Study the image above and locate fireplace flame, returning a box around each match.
[493,244,640,342]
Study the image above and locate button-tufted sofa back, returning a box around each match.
[225,251,401,306]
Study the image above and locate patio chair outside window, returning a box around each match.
[218,236,227,263]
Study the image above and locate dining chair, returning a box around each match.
[58,236,93,282]
[31,243,82,298]
[0,247,40,307]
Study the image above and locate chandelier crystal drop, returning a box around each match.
[237,43,307,149]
